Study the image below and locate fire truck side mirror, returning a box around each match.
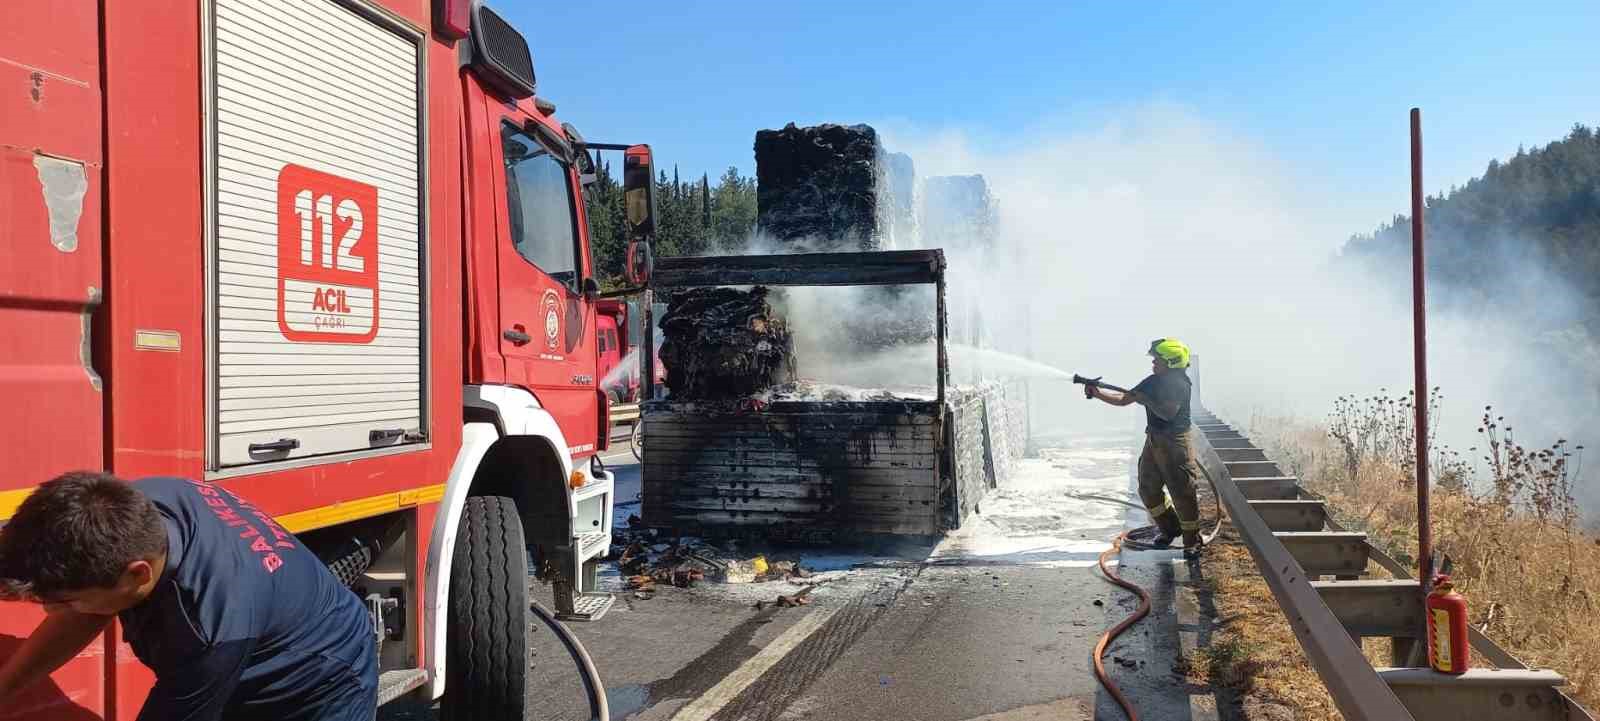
[623,145,657,239]
[623,144,657,285]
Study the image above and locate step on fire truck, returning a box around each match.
[0,0,658,717]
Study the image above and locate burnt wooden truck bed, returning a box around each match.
[642,399,945,538]
[638,250,975,539]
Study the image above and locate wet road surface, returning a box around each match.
[382,431,1227,721]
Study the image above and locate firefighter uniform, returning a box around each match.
[119,477,377,721]
[1130,344,1203,546]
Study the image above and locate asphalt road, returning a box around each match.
[383,430,1227,721]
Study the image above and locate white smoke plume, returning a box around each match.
[866,104,1597,508]
[698,106,1594,510]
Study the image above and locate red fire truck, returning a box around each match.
[0,0,656,717]
[596,297,666,403]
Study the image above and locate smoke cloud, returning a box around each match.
[865,104,1597,509]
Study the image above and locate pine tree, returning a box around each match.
[701,174,712,231]
[710,166,758,250]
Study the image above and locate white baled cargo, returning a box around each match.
[210,0,425,467]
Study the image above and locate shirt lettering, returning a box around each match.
[183,481,290,573]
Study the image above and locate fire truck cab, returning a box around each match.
[0,0,651,717]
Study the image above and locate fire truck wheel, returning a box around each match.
[630,422,644,462]
[441,496,532,720]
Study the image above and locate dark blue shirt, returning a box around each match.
[118,478,375,721]
[1132,370,1193,436]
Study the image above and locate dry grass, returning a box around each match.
[1213,401,1600,714]
[1184,542,1343,721]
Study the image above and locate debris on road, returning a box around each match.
[665,568,705,588]
[753,586,814,611]
[610,532,816,597]
[723,557,759,584]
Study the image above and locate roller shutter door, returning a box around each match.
[210,0,425,467]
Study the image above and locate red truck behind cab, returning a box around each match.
[596,297,666,404]
[0,1,657,717]
[597,300,627,402]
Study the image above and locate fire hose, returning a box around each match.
[1072,445,1226,720]
[531,599,610,721]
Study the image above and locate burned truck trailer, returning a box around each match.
[638,250,1004,539]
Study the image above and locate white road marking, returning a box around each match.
[669,605,842,721]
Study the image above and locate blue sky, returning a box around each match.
[507,0,1599,238]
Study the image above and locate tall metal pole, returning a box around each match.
[642,289,655,402]
[1410,108,1433,593]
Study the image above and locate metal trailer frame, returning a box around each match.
[642,249,949,405]
[635,249,957,538]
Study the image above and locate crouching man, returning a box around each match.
[0,472,377,721]
[1085,338,1205,555]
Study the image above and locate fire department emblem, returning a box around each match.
[542,290,561,351]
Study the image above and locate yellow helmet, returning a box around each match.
[1148,338,1190,369]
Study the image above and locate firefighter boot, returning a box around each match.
[1181,527,1204,558]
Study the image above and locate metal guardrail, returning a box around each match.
[1193,410,1595,721]
[610,402,641,425]
[1299,488,1530,671]
[1190,412,1416,720]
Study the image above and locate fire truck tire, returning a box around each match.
[441,496,532,721]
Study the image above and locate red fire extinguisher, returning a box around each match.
[1426,574,1469,674]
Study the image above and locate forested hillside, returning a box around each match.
[1342,124,1600,330]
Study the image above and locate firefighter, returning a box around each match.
[1085,338,1205,555]
[0,472,378,721]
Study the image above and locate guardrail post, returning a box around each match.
[1392,638,1421,667]
[1250,499,1327,532]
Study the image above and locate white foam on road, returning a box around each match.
[932,436,1138,568]
[600,433,1141,602]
